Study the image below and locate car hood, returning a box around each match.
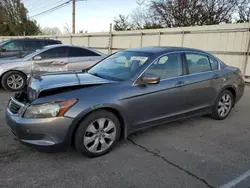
[27,71,115,101]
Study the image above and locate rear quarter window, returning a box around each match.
[69,47,100,57]
[47,40,61,45]
[219,61,227,69]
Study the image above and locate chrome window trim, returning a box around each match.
[132,50,221,86]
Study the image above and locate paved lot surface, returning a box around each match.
[0,87,250,188]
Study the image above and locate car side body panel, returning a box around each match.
[183,71,222,114]
[0,45,106,82]
[121,77,187,131]
[0,60,31,77]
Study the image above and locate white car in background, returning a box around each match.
[0,44,106,91]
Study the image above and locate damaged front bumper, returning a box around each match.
[5,93,74,150]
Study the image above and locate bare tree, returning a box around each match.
[200,0,237,25]
[41,27,62,35]
[236,0,250,22]
[131,1,163,29]
[117,0,241,31]
[130,7,147,29]
[149,0,238,27]
[113,14,132,31]
[63,23,71,34]
[78,30,88,33]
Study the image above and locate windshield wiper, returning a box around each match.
[88,72,123,81]
[89,72,105,79]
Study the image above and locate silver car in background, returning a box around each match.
[0,44,106,91]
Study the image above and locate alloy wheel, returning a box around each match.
[84,118,116,153]
[7,75,24,90]
[218,93,232,117]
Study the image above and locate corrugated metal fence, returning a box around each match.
[1,23,250,81]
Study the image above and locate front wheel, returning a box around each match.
[211,90,234,120]
[75,110,121,158]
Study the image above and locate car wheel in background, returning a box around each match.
[75,110,121,157]
[1,71,26,92]
[211,89,234,120]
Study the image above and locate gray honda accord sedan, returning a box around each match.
[5,47,245,157]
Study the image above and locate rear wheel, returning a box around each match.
[75,110,121,157]
[1,71,26,92]
[211,90,234,120]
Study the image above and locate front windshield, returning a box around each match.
[0,40,9,46]
[88,51,153,81]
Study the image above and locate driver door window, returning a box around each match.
[128,52,187,129]
[145,53,183,79]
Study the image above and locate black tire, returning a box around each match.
[75,110,121,158]
[1,71,26,92]
[211,90,234,120]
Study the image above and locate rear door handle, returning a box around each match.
[52,61,68,65]
[175,81,184,87]
[213,74,220,79]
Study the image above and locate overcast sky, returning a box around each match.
[22,0,138,33]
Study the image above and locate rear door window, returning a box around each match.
[23,41,42,51]
[185,53,211,74]
[69,47,100,57]
[40,47,69,59]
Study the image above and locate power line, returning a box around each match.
[28,0,66,13]
[30,0,72,18]
[26,0,43,8]
[29,0,86,18]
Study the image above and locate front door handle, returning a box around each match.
[175,81,184,87]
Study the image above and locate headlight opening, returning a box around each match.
[24,98,77,118]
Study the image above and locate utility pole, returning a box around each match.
[72,0,76,34]
[108,23,113,54]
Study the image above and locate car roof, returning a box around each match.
[44,44,74,48]
[124,46,210,55]
[42,44,106,56]
[6,38,60,42]
[43,44,96,49]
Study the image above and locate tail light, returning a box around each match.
[237,68,244,79]
[239,73,244,79]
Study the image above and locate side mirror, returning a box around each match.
[33,55,42,61]
[0,47,6,52]
[136,74,160,85]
